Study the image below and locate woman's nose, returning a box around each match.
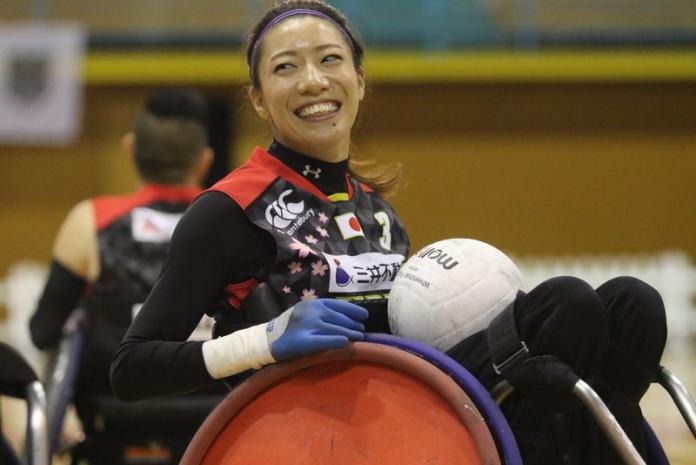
[297,64,330,94]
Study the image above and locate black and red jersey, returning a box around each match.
[80,184,200,395]
[210,147,410,331]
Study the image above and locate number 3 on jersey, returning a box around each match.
[373,211,392,250]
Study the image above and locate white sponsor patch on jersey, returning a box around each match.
[323,252,405,294]
[334,212,365,240]
[131,207,183,243]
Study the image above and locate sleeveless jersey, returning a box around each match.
[210,147,410,331]
[80,184,201,396]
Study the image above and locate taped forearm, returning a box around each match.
[201,297,370,379]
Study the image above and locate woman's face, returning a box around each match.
[249,15,365,162]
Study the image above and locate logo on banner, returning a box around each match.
[334,212,364,240]
[10,54,48,105]
[0,24,86,144]
[324,252,405,293]
[131,208,183,243]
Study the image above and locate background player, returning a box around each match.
[29,87,218,464]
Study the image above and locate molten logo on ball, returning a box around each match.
[417,247,460,270]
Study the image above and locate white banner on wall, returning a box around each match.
[0,23,86,145]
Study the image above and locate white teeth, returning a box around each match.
[297,102,339,118]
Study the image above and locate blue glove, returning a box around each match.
[266,298,369,362]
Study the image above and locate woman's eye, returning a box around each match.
[273,63,294,73]
[322,54,342,63]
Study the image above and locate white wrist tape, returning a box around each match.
[202,322,276,379]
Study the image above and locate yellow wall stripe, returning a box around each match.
[84,51,248,84]
[84,50,696,85]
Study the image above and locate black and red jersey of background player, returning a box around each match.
[30,184,200,399]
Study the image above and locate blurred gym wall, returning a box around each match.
[1,79,694,278]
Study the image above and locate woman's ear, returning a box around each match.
[356,66,366,101]
[121,132,135,160]
[191,147,214,185]
[248,86,270,121]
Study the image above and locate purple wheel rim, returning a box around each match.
[365,333,523,465]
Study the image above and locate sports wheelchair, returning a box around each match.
[179,333,696,465]
[41,310,224,465]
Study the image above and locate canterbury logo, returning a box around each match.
[265,189,305,229]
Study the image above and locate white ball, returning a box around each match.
[388,238,525,352]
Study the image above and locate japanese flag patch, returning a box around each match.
[334,212,365,240]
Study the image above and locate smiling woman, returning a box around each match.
[110,0,410,402]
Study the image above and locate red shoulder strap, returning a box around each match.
[92,184,201,230]
[207,148,279,209]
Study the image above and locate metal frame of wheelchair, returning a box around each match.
[0,341,49,465]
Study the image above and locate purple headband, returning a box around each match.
[249,8,355,84]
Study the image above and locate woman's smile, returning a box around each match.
[295,100,342,120]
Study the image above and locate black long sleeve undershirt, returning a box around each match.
[110,142,352,401]
[30,260,87,350]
